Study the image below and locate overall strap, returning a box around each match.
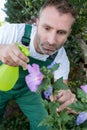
[47,51,58,61]
[28,51,58,68]
[21,24,32,46]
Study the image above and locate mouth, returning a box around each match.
[43,48,56,55]
[38,42,57,55]
[43,45,56,51]
[44,47,56,53]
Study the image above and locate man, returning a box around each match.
[0,0,77,129]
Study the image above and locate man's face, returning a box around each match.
[35,6,75,55]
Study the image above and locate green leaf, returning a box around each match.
[69,101,85,111]
[53,77,68,91]
[37,78,50,92]
[77,88,87,99]
[38,115,54,127]
[48,102,60,115]
[50,63,60,72]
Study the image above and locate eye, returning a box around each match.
[57,30,67,35]
[44,27,50,31]
[43,25,51,31]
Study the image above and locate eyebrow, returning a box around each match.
[57,30,67,34]
[42,24,53,29]
[43,24,68,33]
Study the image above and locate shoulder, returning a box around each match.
[0,23,26,44]
[30,24,36,39]
[58,47,67,56]
[0,23,25,32]
[55,47,68,61]
[53,47,70,80]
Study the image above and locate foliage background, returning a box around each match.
[1,0,87,129]
[4,0,87,62]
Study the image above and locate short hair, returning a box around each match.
[38,0,77,19]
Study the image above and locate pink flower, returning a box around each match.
[25,64,43,92]
[80,85,87,94]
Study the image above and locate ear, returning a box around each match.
[36,18,39,27]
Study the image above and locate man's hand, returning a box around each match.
[50,89,76,112]
[0,44,29,69]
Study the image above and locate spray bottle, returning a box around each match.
[0,43,30,91]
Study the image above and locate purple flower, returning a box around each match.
[80,85,87,94]
[25,64,43,92]
[76,112,87,125]
[43,86,53,99]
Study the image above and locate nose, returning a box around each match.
[47,32,56,45]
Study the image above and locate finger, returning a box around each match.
[66,107,79,114]
[56,99,72,112]
[11,54,27,69]
[4,59,19,66]
[55,90,70,102]
[56,94,76,112]
[9,51,28,69]
[57,93,75,103]
[12,46,29,63]
[1,54,18,66]
[55,90,64,100]
[9,44,29,63]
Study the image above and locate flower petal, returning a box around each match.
[25,64,43,92]
[80,85,87,94]
[76,112,87,125]
[43,86,53,99]
[32,64,40,71]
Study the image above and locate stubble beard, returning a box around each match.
[36,33,59,55]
